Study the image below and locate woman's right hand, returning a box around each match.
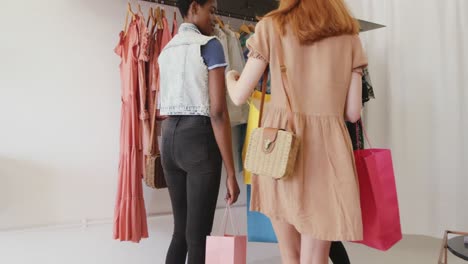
[225,174,240,205]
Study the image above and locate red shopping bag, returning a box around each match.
[206,205,247,264]
[352,121,402,251]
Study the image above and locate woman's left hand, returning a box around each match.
[225,175,240,205]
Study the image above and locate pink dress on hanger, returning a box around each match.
[161,17,172,54]
[147,23,160,151]
[113,16,149,243]
[136,14,151,159]
[154,17,173,119]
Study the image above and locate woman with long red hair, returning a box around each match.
[227,0,367,263]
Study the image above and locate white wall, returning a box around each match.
[346,0,468,237]
[0,0,247,231]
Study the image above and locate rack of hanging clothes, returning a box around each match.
[212,17,253,126]
[113,1,179,243]
[113,1,256,243]
[210,16,261,176]
[112,1,378,243]
[140,0,256,126]
[140,0,257,127]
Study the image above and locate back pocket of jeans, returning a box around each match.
[179,127,210,166]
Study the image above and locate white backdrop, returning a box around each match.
[0,0,467,238]
[347,0,468,237]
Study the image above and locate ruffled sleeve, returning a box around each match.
[246,19,271,64]
[138,27,150,62]
[114,31,124,57]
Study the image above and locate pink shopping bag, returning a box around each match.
[206,205,247,264]
[352,120,402,251]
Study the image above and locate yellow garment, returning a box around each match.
[243,90,271,184]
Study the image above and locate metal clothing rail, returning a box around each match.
[141,0,258,21]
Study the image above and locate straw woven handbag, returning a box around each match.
[244,38,300,180]
[144,88,167,189]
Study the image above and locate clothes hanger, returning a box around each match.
[159,7,165,29]
[215,16,224,28]
[147,7,154,28]
[137,2,144,14]
[136,3,146,23]
[127,2,135,17]
[154,7,158,27]
[152,11,159,35]
[161,7,166,20]
[124,2,136,35]
[239,17,252,35]
[248,23,255,32]
[155,7,163,30]
[226,14,232,29]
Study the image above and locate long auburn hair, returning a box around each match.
[265,0,360,44]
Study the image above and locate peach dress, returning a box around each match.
[247,18,368,241]
[113,16,149,243]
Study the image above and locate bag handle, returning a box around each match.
[217,204,239,236]
[257,70,269,128]
[257,34,295,132]
[148,90,160,155]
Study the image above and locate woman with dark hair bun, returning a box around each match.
[158,0,240,263]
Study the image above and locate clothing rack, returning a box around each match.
[141,0,258,22]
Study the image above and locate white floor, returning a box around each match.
[0,207,465,264]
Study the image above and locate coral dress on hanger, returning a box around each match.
[113,15,149,243]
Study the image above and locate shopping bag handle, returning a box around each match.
[217,203,239,236]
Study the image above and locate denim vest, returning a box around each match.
[158,23,216,116]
